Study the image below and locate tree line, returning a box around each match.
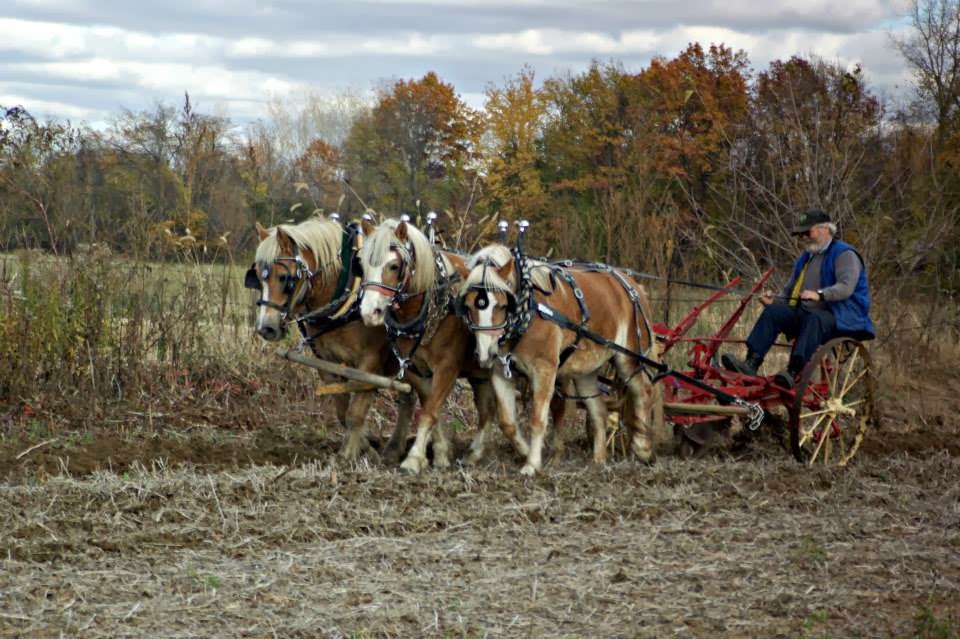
[1,0,958,297]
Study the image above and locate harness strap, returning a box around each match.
[296,224,364,329]
[533,299,759,413]
[383,248,461,379]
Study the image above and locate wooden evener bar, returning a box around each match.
[275,348,412,394]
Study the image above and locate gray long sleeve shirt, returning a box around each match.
[781,240,862,311]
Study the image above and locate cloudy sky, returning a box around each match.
[1,0,915,128]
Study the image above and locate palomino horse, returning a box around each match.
[359,218,528,473]
[457,244,660,475]
[245,216,422,463]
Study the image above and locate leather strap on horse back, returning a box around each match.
[552,259,654,356]
[502,247,536,345]
[294,223,364,338]
[550,266,590,368]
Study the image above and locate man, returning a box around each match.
[721,209,874,388]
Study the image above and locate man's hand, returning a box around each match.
[759,289,775,306]
[799,289,821,302]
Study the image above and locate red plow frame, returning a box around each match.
[651,269,877,466]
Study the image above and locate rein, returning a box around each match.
[246,222,366,340]
[249,248,314,319]
[293,223,366,341]
[378,245,460,379]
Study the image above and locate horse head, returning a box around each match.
[459,245,517,367]
[359,217,435,327]
[246,218,342,340]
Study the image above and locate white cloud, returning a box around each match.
[0,88,100,121]
[0,2,918,126]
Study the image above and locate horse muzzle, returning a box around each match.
[255,312,288,341]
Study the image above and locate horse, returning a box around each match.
[245,216,422,463]
[358,218,529,473]
[457,244,660,475]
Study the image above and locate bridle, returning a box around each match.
[359,240,421,306]
[245,251,314,323]
[362,236,459,379]
[455,261,518,334]
[246,224,367,334]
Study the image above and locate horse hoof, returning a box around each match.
[382,447,404,466]
[338,446,359,463]
[463,451,483,467]
[520,464,537,476]
[400,456,424,475]
[631,440,655,463]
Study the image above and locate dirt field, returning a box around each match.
[2,381,959,638]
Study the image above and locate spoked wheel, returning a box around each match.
[789,337,877,467]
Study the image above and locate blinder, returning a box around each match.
[244,263,260,290]
[250,255,314,317]
[456,285,518,330]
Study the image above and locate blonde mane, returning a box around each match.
[254,217,344,283]
[463,244,514,293]
[463,243,554,293]
[362,218,438,294]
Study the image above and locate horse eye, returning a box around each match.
[389,263,400,272]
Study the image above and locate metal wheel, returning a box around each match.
[789,337,877,466]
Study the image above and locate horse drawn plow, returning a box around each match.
[650,266,878,467]
[253,215,878,471]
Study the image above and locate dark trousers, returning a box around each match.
[746,302,836,372]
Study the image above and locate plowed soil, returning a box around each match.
[1,379,959,638]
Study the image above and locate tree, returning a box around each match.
[538,61,646,261]
[482,66,548,227]
[0,106,83,254]
[893,0,960,150]
[715,57,881,274]
[341,72,482,219]
[264,89,370,162]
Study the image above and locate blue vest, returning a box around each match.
[791,239,875,339]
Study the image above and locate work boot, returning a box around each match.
[774,358,803,388]
[773,368,796,389]
[721,352,762,377]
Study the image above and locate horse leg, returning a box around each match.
[339,391,379,462]
[382,390,416,466]
[521,363,557,476]
[491,371,529,458]
[384,372,430,465]
[430,414,453,470]
[548,381,570,460]
[401,367,458,474]
[330,380,350,428]
[572,373,609,465]
[465,378,497,465]
[616,355,656,463]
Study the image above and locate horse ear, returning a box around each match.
[361,218,375,237]
[496,260,513,282]
[256,221,269,240]
[275,227,294,253]
[395,220,408,242]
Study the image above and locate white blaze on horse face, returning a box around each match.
[255,277,285,338]
[360,262,390,327]
[255,278,271,331]
[474,304,500,366]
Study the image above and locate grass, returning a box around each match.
[0,248,312,431]
[1,247,959,441]
[905,607,959,639]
